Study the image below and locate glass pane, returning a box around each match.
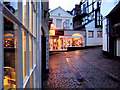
[4,17,17,89]
[72,38,83,47]
[53,38,58,50]
[89,5,92,13]
[29,2,32,33]
[56,19,62,28]
[60,38,63,49]
[33,38,36,65]
[22,0,27,28]
[67,38,72,47]
[88,31,93,38]
[63,38,67,49]
[33,11,36,36]
[29,35,32,71]
[22,30,27,81]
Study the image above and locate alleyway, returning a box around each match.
[43,47,120,88]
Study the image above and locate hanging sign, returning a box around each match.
[55,31,64,36]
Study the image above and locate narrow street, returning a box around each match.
[43,47,120,88]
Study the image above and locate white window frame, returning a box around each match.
[56,19,62,28]
[0,1,41,89]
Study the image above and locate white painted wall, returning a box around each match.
[102,18,109,52]
[101,0,119,52]
[85,20,103,46]
[64,31,85,36]
[117,38,120,57]
[50,7,73,30]
[51,16,73,29]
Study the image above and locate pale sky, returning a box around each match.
[49,0,80,11]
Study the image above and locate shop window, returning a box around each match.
[67,38,72,47]
[60,38,63,49]
[53,38,59,50]
[63,38,67,49]
[56,19,62,28]
[22,30,27,81]
[4,67,16,88]
[97,31,102,38]
[88,31,94,38]
[33,11,36,36]
[72,38,83,47]
[4,38,14,48]
[29,2,32,32]
[29,35,32,71]
[4,18,17,89]
[4,33,14,37]
[33,38,36,66]
[22,0,26,27]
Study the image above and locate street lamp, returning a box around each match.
[50,23,54,29]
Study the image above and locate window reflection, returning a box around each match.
[29,35,32,71]
[23,30,27,80]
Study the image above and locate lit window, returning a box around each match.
[72,38,83,47]
[97,31,102,38]
[49,30,55,36]
[88,31,94,38]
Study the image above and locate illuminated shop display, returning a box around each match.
[4,38,14,48]
[4,67,16,88]
[4,31,17,88]
[1,1,41,89]
[4,17,17,88]
[72,38,83,47]
[67,38,72,47]
[49,32,84,51]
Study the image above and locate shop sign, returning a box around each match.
[49,30,55,36]
[55,31,64,36]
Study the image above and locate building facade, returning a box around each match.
[41,0,49,87]
[49,7,86,51]
[71,0,103,46]
[0,1,42,89]
[101,0,120,57]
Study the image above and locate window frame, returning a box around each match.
[56,19,62,28]
[97,31,102,38]
[88,31,94,38]
[1,1,41,88]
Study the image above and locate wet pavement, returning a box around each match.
[43,47,120,88]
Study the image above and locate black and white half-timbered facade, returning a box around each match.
[70,0,103,46]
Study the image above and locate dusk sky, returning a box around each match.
[49,0,80,11]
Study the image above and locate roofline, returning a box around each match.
[50,6,74,17]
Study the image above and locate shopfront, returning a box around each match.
[49,30,85,51]
[0,1,42,89]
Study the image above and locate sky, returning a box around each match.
[49,0,80,11]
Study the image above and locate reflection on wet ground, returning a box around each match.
[43,47,120,88]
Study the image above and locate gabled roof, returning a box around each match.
[50,6,74,18]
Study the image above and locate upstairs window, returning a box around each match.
[56,19,62,28]
[65,20,70,28]
[96,11,102,26]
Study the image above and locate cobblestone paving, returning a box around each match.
[43,47,120,88]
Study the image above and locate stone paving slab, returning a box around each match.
[43,47,120,88]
